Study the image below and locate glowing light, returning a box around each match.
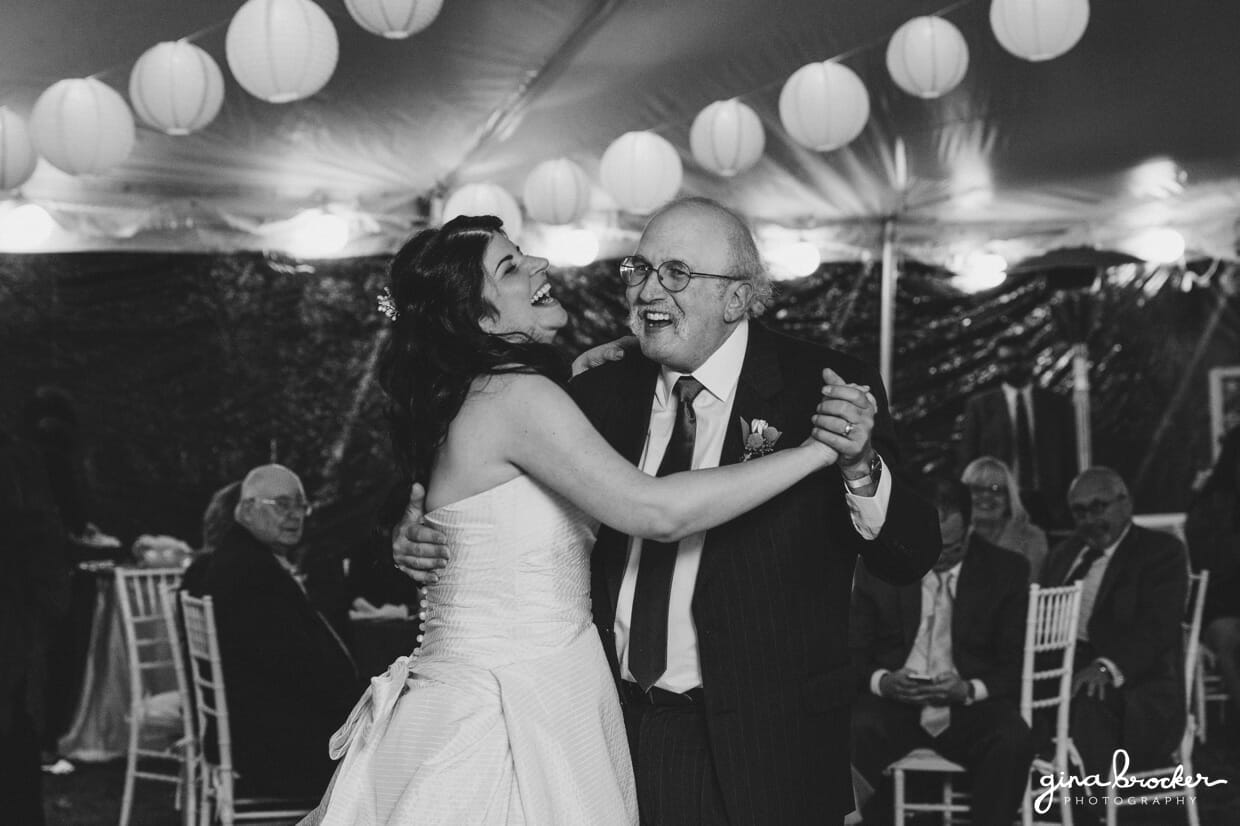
[0,203,56,251]
[779,61,870,152]
[599,131,682,214]
[548,228,599,268]
[287,210,350,258]
[990,0,1090,62]
[887,16,969,99]
[1127,158,1185,200]
[1121,228,1185,264]
[767,241,822,279]
[951,251,1008,292]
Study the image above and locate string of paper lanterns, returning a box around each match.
[1,0,1095,252]
[0,108,38,191]
[344,0,444,40]
[129,41,225,135]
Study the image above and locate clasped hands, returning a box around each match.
[879,668,971,706]
[808,367,878,475]
[1071,660,1114,700]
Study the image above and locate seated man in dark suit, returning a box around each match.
[851,478,1033,825]
[958,334,1077,528]
[1041,467,1187,782]
[185,464,359,797]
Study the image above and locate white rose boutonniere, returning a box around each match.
[739,417,781,462]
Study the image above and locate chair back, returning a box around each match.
[115,567,184,704]
[1020,583,1084,764]
[1132,512,1187,546]
[1183,570,1209,709]
[158,584,196,741]
[179,592,235,780]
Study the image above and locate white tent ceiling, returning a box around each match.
[4,0,1240,264]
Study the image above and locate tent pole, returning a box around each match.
[880,218,897,402]
[1072,342,1092,471]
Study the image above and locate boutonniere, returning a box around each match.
[739,417,781,461]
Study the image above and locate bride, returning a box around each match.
[301,215,839,825]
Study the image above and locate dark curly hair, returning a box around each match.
[377,215,568,485]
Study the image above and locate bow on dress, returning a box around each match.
[329,655,413,760]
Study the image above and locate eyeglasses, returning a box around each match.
[968,483,1006,495]
[619,256,745,293]
[251,497,314,517]
[1068,493,1126,519]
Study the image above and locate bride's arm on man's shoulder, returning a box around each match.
[494,373,834,542]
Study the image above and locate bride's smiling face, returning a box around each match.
[479,233,566,343]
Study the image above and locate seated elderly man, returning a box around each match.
[850,478,1033,825]
[186,464,359,797]
[1042,468,1187,786]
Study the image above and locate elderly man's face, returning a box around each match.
[1068,473,1132,550]
[238,469,309,551]
[626,205,747,373]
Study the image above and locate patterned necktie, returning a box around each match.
[1014,391,1036,490]
[920,571,954,737]
[629,376,706,691]
[1063,546,1104,585]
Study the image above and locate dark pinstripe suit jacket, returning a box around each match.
[572,323,940,825]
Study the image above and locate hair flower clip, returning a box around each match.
[739,417,781,461]
[377,287,399,321]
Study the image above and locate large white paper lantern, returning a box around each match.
[442,183,523,239]
[990,0,1089,62]
[523,159,592,225]
[226,0,339,103]
[345,0,443,39]
[129,41,225,135]
[30,78,135,175]
[887,16,969,98]
[779,61,870,152]
[690,99,765,177]
[0,108,38,191]
[599,131,683,214]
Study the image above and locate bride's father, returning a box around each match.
[398,197,939,824]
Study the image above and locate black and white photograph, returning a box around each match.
[2,1,1239,824]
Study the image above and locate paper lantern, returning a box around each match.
[345,0,443,39]
[30,78,135,175]
[129,41,225,135]
[779,61,870,152]
[990,0,1089,62]
[690,99,765,177]
[599,131,683,214]
[887,16,969,99]
[442,183,523,239]
[0,108,38,191]
[522,159,592,225]
[226,0,339,103]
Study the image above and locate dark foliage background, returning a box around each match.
[1,252,1236,557]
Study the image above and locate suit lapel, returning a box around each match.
[900,582,923,648]
[719,324,785,468]
[1091,527,1135,621]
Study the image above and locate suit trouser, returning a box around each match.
[851,692,1034,825]
[2,682,46,826]
[623,700,730,826]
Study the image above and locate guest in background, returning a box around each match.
[850,477,1032,825]
[0,427,68,825]
[184,464,359,797]
[1186,425,1240,726]
[1042,468,1187,785]
[180,480,241,595]
[958,334,1076,529]
[961,455,1049,581]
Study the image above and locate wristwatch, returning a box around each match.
[842,453,883,491]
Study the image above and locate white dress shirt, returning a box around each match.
[1069,525,1130,685]
[614,320,892,692]
[1002,381,1036,483]
[868,561,989,702]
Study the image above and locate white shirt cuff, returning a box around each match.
[846,454,892,540]
[870,669,889,696]
[1096,657,1125,687]
[968,679,988,704]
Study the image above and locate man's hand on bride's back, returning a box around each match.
[570,336,638,377]
[392,482,450,585]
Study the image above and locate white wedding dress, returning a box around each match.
[300,475,638,826]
